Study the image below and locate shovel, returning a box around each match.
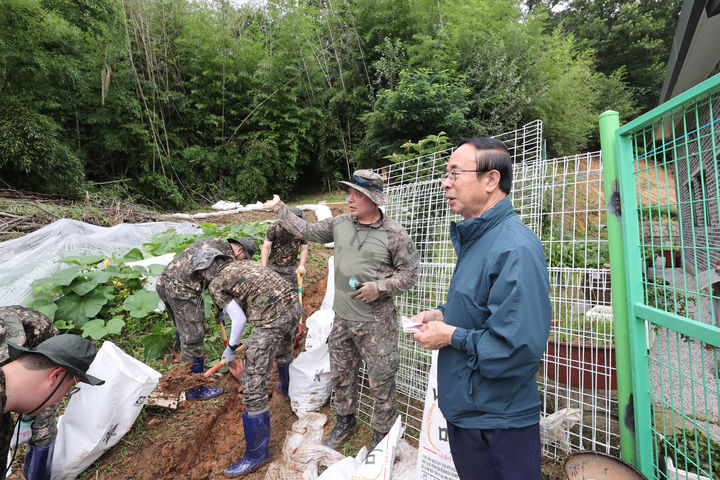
[204,344,247,377]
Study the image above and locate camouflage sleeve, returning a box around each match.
[380,221,420,297]
[28,402,59,447]
[275,202,335,245]
[265,224,277,242]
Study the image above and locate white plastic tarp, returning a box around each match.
[0,219,199,307]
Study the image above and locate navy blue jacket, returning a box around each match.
[437,196,551,429]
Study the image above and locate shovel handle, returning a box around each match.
[204,358,226,377]
[220,320,228,347]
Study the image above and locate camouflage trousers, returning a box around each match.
[267,263,298,289]
[329,314,400,433]
[23,402,60,447]
[243,301,301,413]
[156,282,206,363]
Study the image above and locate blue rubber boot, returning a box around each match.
[24,441,54,480]
[276,363,290,398]
[186,356,223,400]
[224,410,271,476]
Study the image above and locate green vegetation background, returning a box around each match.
[0,0,680,208]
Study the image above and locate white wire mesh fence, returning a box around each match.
[351,121,619,461]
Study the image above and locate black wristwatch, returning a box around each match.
[228,343,240,351]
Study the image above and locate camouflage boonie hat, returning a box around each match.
[338,169,390,206]
[192,248,233,272]
[227,237,257,259]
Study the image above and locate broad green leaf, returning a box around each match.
[28,295,57,320]
[123,289,160,318]
[82,286,114,318]
[58,255,105,266]
[147,264,166,276]
[123,248,144,262]
[81,319,108,340]
[106,317,125,335]
[141,321,173,360]
[31,266,82,295]
[131,265,148,276]
[70,270,112,296]
[53,320,74,331]
[55,293,89,326]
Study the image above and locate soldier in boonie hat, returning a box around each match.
[337,169,390,206]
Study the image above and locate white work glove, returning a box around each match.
[351,281,379,302]
[296,265,306,276]
[222,346,237,364]
[262,194,282,212]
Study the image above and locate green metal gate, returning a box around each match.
[601,73,720,479]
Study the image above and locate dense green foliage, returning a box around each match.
[0,0,679,206]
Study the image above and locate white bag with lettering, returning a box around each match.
[51,341,160,480]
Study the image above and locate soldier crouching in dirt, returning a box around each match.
[156,236,256,400]
[194,249,302,477]
[0,306,59,480]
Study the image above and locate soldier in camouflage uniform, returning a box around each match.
[196,253,301,477]
[261,207,308,289]
[156,236,257,400]
[0,306,59,480]
[264,169,419,451]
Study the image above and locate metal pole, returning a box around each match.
[598,110,636,464]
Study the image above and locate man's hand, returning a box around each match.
[222,346,236,364]
[412,309,443,324]
[215,309,226,324]
[351,282,379,302]
[262,194,282,212]
[413,321,456,350]
[296,265,306,276]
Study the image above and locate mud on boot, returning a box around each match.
[368,429,388,451]
[323,414,357,450]
[187,356,223,400]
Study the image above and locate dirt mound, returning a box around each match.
[157,364,216,394]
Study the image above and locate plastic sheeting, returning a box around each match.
[0,218,199,307]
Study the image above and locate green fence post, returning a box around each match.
[599,110,636,465]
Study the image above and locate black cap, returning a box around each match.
[8,334,105,385]
[227,237,257,259]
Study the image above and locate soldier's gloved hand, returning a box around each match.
[222,346,237,364]
[216,309,226,324]
[351,282,379,302]
[262,194,282,212]
[296,265,306,276]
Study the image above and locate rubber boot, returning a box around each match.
[323,414,357,449]
[24,441,54,480]
[369,429,388,451]
[224,410,271,476]
[276,363,290,398]
[175,330,182,349]
[186,356,223,400]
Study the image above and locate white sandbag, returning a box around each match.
[289,256,335,416]
[392,439,418,480]
[415,350,458,479]
[351,416,403,480]
[263,413,345,480]
[317,447,368,480]
[289,315,333,416]
[51,341,160,480]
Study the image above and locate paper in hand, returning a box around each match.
[401,315,422,333]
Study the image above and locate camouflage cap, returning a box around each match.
[8,334,104,385]
[227,237,257,259]
[192,248,233,271]
[338,169,390,206]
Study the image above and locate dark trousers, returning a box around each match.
[447,422,541,480]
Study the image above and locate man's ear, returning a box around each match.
[485,170,501,190]
[49,366,66,385]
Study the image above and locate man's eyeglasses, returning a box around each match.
[441,169,487,183]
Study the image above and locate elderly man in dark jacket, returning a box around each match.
[413,138,551,480]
